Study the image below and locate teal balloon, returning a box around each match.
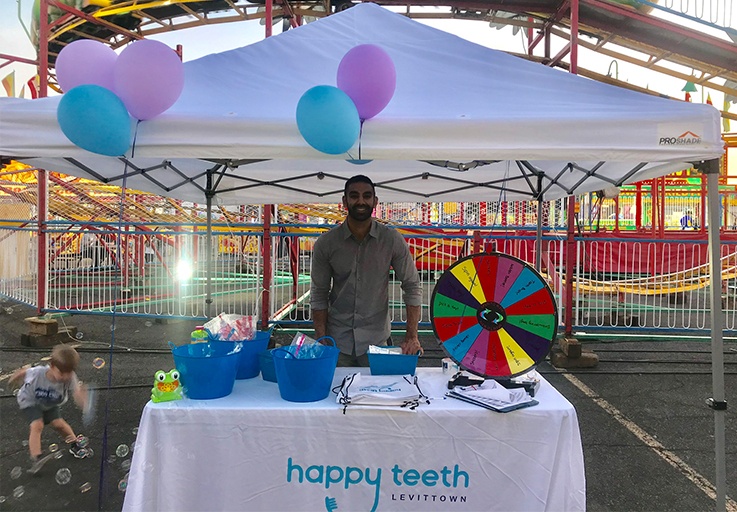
[296,85,360,155]
[57,84,132,156]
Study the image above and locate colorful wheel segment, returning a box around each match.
[430,252,558,379]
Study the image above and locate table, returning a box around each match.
[122,368,585,512]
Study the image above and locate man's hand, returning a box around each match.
[401,335,423,355]
[312,309,328,340]
[402,304,422,355]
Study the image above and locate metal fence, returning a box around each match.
[3,222,736,335]
[1,172,735,334]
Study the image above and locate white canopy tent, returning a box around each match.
[0,4,721,205]
[0,3,727,508]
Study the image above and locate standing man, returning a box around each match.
[310,175,423,367]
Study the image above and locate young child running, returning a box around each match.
[9,344,92,474]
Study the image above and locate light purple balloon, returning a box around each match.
[113,39,184,120]
[337,44,396,120]
[56,40,117,93]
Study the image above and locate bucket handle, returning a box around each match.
[167,341,177,352]
[273,336,336,360]
[272,347,294,359]
[314,336,336,347]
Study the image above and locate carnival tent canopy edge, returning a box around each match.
[0,2,722,204]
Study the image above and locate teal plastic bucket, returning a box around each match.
[234,331,271,380]
[272,339,339,402]
[259,349,277,383]
[170,341,239,399]
[368,352,419,376]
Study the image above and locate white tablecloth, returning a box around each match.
[122,368,585,512]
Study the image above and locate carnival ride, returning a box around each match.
[16,0,737,118]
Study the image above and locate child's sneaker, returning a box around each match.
[69,435,92,459]
[74,434,89,448]
[27,451,53,475]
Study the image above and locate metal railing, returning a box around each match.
[4,223,735,335]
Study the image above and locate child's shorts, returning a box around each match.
[22,406,61,425]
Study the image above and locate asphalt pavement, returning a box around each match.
[0,300,735,511]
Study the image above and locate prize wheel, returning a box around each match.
[430,252,557,379]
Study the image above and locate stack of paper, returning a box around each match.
[447,380,538,413]
[335,373,429,413]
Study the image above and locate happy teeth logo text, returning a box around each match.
[287,458,469,511]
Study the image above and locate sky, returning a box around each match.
[0,0,729,108]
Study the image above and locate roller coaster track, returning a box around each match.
[572,252,737,296]
[17,0,737,120]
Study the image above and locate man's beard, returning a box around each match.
[348,205,373,221]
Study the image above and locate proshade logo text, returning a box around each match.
[659,131,702,145]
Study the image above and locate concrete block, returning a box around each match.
[558,336,582,358]
[20,326,77,348]
[25,317,58,336]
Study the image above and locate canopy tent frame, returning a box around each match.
[36,157,653,202]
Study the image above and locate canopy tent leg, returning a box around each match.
[703,159,727,512]
[205,173,213,319]
[535,198,543,272]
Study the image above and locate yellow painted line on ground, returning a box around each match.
[561,372,737,511]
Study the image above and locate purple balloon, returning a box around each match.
[337,44,396,120]
[113,39,184,120]
[56,40,117,93]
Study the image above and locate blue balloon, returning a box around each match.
[347,159,373,165]
[296,85,360,155]
[57,84,132,156]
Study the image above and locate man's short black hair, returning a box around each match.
[344,175,375,196]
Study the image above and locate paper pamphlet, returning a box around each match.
[446,379,538,413]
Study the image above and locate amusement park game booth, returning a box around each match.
[0,4,724,511]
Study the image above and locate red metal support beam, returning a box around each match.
[46,0,144,41]
[659,176,666,238]
[37,169,48,314]
[265,0,273,38]
[581,0,737,55]
[0,54,38,67]
[563,0,578,335]
[570,0,578,74]
[528,0,570,54]
[39,0,49,98]
[635,182,642,231]
[548,42,571,68]
[564,195,575,335]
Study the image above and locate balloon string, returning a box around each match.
[130,120,141,158]
[358,119,364,160]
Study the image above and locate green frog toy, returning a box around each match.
[151,369,184,403]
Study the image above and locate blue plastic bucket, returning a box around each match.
[234,331,271,380]
[272,339,339,402]
[368,352,419,375]
[259,349,277,383]
[170,341,239,399]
